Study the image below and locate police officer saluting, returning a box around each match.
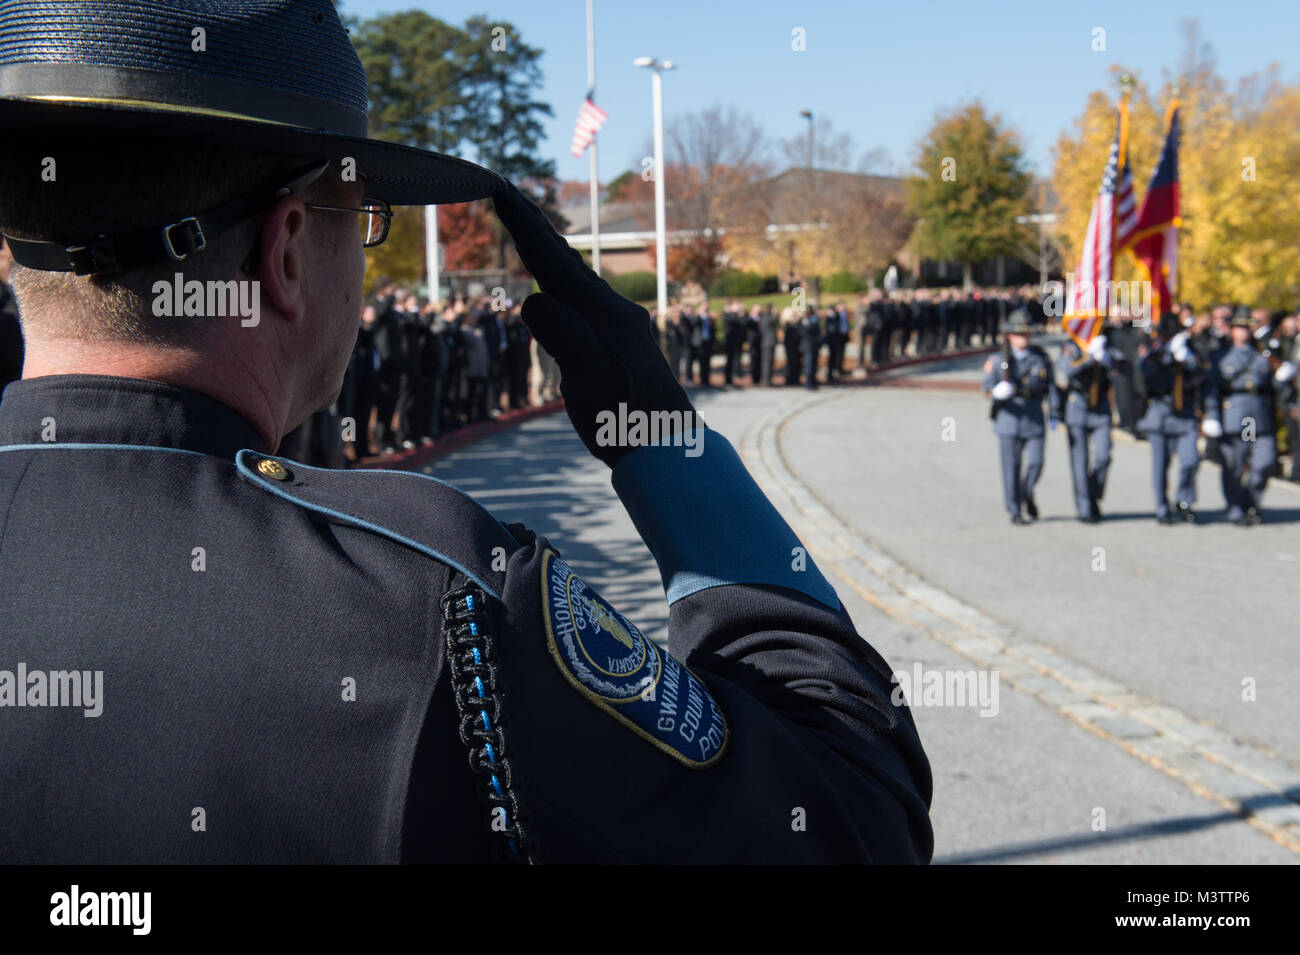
[0,0,930,863]
[1052,328,1124,523]
[1211,311,1296,525]
[982,309,1050,524]
[1137,313,1220,524]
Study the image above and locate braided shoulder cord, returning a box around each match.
[440,585,535,864]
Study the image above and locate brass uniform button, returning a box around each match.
[256,458,290,481]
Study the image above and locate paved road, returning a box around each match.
[422,362,1300,864]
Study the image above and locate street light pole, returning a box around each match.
[800,108,814,171]
[798,109,814,300]
[636,57,675,323]
[425,205,439,302]
[586,0,600,276]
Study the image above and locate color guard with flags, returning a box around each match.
[570,95,608,157]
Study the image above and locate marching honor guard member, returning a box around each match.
[0,0,931,864]
[1137,314,1220,524]
[982,309,1051,524]
[1051,329,1124,523]
[1211,312,1296,525]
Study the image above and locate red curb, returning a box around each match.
[871,378,984,392]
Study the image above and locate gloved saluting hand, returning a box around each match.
[493,183,699,468]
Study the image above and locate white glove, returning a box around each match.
[1169,331,1190,363]
[1201,418,1223,439]
[991,381,1015,401]
[1088,335,1109,362]
[1276,360,1297,383]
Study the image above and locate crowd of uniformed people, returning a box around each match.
[272,282,1040,465]
[5,253,1297,513]
[652,285,1043,389]
[275,282,546,466]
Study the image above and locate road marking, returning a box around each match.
[738,388,1300,854]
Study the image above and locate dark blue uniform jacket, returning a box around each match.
[0,375,932,863]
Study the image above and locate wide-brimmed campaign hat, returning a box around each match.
[0,0,507,207]
[1002,308,1033,333]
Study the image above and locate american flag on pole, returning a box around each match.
[1065,95,1136,347]
[570,95,607,157]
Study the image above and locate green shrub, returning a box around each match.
[709,270,775,297]
[608,270,658,302]
[822,270,869,293]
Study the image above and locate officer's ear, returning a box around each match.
[255,194,310,325]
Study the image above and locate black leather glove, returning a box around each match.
[492,183,700,468]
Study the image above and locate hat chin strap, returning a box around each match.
[2,159,328,276]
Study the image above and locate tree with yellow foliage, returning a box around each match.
[1052,27,1300,311]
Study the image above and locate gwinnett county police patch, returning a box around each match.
[540,549,729,768]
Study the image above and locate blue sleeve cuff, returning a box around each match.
[610,429,840,610]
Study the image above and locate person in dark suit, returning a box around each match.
[680,307,699,383]
[722,300,744,385]
[801,308,822,390]
[0,1,932,865]
[480,302,509,417]
[347,304,381,457]
[827,301,850,380]
[746,304,763,384]
[758,304,777,386]
[670,308,690,383]
[406,304,441,443]
[505,302,531,410]
[866,292,886,366]
[373,288,410,451]
[782,308,802,386]
[696,307,715,386]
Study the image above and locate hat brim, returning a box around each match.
[0,97,510,205]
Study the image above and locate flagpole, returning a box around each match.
[586,0,601,276]
[1165,85,1181,309]
[1113,74,1132,323]
[425,205,439,302]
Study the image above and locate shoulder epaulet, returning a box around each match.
[234,449,515,600]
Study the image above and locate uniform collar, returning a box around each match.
[0,375,266,459]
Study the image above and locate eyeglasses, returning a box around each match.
[304,198,393,248]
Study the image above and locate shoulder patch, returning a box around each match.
[540,549,728,768]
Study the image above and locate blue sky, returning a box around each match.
[341,0,1296,180]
